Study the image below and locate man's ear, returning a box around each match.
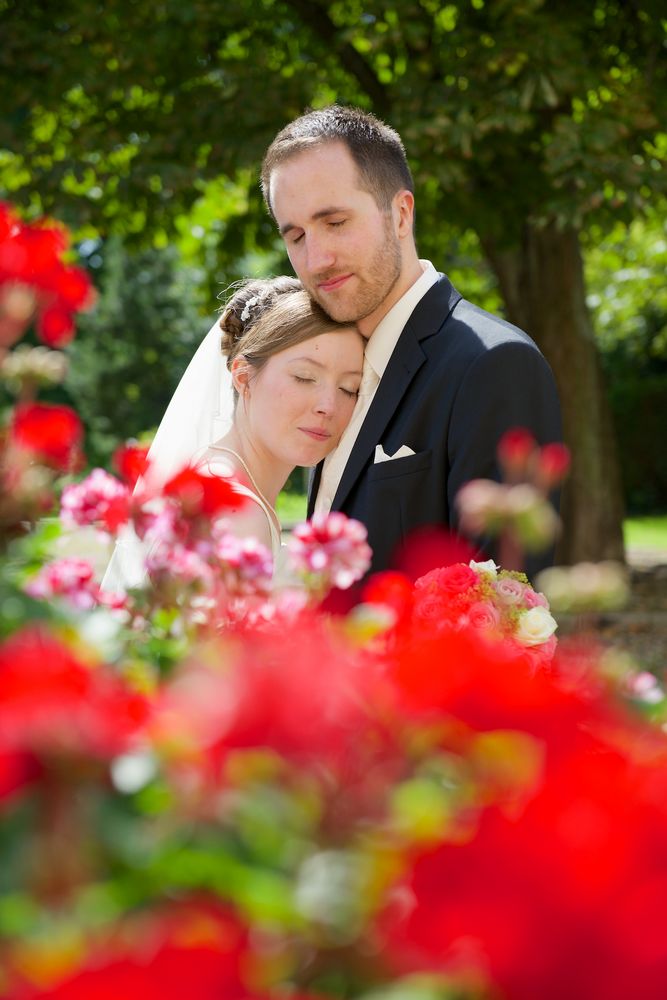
[393,189,415,238]
[230,355,251,394]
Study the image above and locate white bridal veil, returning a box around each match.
[101,316,235,591]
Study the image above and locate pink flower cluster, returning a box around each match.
[60,467,131,534]
[25,557,125,611]
[412,559,558,662]
[287,511,372,592]
[213,528,273,597]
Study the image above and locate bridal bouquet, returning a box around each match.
[411,559,558,662]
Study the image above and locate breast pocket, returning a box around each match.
[368,449,432,482]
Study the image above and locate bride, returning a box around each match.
[103,277,364,588]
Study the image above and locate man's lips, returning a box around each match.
[300,427,331,442]
[317,273,352,292]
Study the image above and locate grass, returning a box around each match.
[276,491,307,526]
[624,515,667,551]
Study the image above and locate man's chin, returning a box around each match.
[311,287,375,325]
[312,292,359,324]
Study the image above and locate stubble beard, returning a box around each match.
[311,219,403,325]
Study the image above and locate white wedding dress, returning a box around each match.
[101,316,238,593]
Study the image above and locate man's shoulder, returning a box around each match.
[421,275,542,358]
[453,298,540,352]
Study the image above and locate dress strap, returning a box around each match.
[204,445,282,560]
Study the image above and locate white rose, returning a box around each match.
[469,559,499,579]
[515,606,558,646]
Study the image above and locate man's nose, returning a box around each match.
[304,233,335,274]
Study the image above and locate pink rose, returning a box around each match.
[522,586,549,609]
[466,600,501,632]
[494,576,525,605]
[522,634,558,674]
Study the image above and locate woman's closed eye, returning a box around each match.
[340,385,359,398]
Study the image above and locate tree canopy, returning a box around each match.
[2,0,664,246]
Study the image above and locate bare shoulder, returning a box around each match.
[218,501,273,551]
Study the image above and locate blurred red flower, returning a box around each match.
[10,402,84,472]
[113,442,151,487]
[0,627,149,760]
[497,427,537,480]
[3,902,257,1000]
[37,304,76,348]
[0,202,94,350]
[163,466,246,518]
[378,626,667,999]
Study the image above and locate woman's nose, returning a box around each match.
[314,386,336,415]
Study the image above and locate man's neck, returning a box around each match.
[357,256,425,339]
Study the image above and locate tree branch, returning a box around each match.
[282,0,390,115]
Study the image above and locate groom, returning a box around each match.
[261,105,562,575]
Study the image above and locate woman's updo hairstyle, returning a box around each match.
[219,276,357,393]
[219,276,302,358]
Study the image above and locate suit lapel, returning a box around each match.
[307,463,321,517]
[332,275,461,512]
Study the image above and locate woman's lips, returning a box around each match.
[318,273,352,292]
[300,427,331,441]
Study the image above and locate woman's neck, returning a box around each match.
[216,427,290,508]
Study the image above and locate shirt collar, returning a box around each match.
[365,260,439,377]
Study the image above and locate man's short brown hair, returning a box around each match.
[261,105,414,216]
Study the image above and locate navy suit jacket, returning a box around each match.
[308,274,562,578]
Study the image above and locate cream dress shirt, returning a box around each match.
[314,260,439,515]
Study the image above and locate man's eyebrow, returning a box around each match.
[279,206,349,236]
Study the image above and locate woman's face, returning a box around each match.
[242,328,364,469]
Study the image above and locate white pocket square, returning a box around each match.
[374,444,416,464]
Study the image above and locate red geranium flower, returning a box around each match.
[10,402,84,471]
[112,442,151,487]
[163,466,245,518]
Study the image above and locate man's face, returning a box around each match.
[269,142,405,337]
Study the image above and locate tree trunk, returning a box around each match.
[481,221,625,565]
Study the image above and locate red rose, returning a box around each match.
[416,563,478,598]
[11,402,84,471]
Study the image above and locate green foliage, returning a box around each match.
[1,0,664,251]
[62,238,211,467]
[586,210,667,362]
[585,209,667,513]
